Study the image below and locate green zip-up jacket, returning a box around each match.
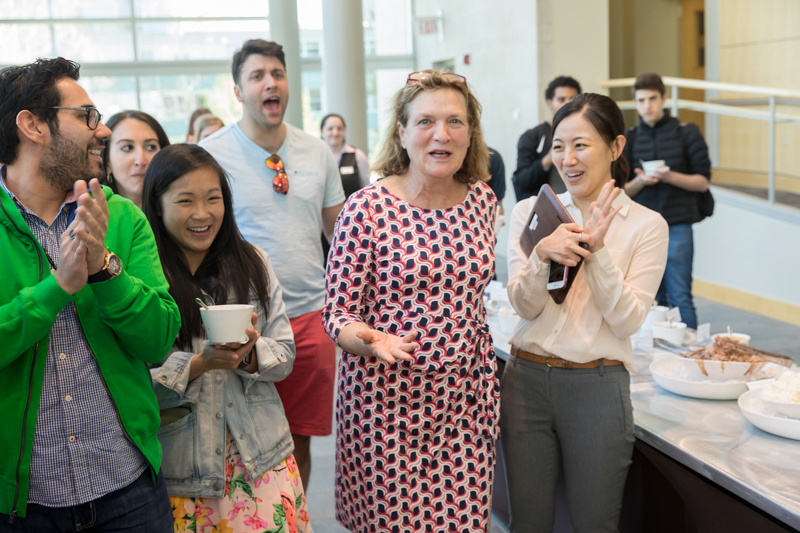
[0,184,181,519]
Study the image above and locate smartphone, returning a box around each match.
[547,262,569,291]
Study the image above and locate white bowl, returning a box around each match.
[760,394,800,419]
[642,159,667,177]
[675,356,769,381]
[712,332,751,346]
[739,390,800,440]
[650,356,750,400]
[652,321,687,345]
[200,304,254,344]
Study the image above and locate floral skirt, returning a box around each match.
[171,431,311,533]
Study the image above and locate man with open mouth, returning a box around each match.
[200,39,345,492]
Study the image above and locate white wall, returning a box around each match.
[694,187,800,307]
[412,1,539,273]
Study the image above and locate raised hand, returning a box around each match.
[583,180,623,253]
[533,222,593,267]
[71,178,110,275]
[356,329,420,365]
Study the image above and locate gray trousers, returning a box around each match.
[499,354,635,533]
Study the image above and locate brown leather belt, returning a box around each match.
[510,346,624,370]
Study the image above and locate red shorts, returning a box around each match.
[274,310,336,436]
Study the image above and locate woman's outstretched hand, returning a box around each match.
[583,180,623,253]
[356,329,420,365]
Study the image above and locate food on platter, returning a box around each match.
[680,337,766,378]
[762,371,800,403]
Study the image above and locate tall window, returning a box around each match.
[1,0,414,149]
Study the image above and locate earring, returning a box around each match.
[106,173,114,184]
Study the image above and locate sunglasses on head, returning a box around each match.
[266,154,288,194]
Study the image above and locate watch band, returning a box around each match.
[88,251,122,283]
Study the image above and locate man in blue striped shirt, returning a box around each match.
[0,59,180,532]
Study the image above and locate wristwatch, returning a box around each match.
[88,251,123,283]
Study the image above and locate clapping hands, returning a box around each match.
[55,178,110,294]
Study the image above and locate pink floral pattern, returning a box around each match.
[171,432,310,533]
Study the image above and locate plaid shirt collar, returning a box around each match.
[0,165,78,218]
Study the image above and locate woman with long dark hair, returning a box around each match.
[143,144,311,533]
[103,110,170,208]
[502,93,669,532]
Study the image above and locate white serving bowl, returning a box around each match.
[200,304,254,344]
[712,332,751,346]
[650,356,750,400]
[675,356,768,381]
[739,390,800,441]
[760,395,800,419]
[652,321,687,345]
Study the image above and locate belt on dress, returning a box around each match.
[510,346,623,370]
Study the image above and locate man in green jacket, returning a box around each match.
[0,58,180,531]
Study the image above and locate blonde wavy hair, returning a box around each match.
[372,70,490,184]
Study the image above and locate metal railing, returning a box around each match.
[600,77,800,205]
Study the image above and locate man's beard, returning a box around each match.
[39,131,104,192]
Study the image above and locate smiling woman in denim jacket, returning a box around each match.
[143,144,311,533]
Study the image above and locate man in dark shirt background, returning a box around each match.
[486,147,506,224]
[511,76,581,201]
[623,72,712,329]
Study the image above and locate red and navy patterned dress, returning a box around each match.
[323,181,499,533]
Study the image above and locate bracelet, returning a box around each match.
[237,346,255,370]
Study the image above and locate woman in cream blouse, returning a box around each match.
[502,93,668,532]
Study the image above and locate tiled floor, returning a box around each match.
[305,296,800,532]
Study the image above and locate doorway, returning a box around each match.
[680,0,706,133]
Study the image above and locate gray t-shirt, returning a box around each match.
[200,122,345,318]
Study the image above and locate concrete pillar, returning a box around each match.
[321,0,369,153]
[268,0,303,128]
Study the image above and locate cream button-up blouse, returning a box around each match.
[506,190,668,372]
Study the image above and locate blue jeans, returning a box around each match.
[1,469,172,533]
[655,223,698,329]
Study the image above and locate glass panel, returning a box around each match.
[54,22,135,62]
[134,0,268,18]
[138,74,241,143]
[365,0,412,56]
[52,0,132,19]
[300,29,322,58]
[0,0,131,19]
[78,76,138,119]
[136,21,268,61]
[370,69,407,155]
[0,24,54,64]
[297,0,322,30]
[301,70,323,134]
[0,0,51,19]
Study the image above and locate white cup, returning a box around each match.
[652,321,687,345]
[200,304,254,344]
[642,160,668,177]
[642,305,669,332]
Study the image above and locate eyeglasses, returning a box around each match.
[51,106,103,130]
[406,70,467,86]
[266,154,289,194]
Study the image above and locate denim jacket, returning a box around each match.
[150,249,295,498]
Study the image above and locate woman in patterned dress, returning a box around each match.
[322,70,499,532]
[143,145,311,533]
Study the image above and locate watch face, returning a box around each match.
[108,254,122,276]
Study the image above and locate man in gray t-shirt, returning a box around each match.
[200,39,344,491]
